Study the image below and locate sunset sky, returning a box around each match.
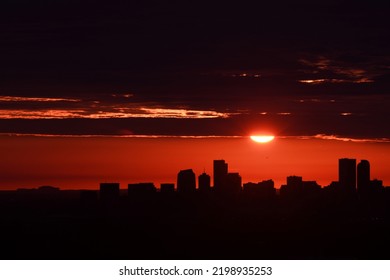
[0,1,389,189]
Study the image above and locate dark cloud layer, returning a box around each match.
[0,1,389,137]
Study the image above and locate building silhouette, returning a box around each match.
[213,159,242,193]
[357,160,370,194]
[160,183,175,193]
[287,176,303,189]
[198,172,211,192]
[226,172,242,193]
[213,159,228,190]
[339,158,356,192]
[302,181,321,191]
[370,179,383,192]
[128,183,156,196]
[80,190,98,205]
[177,169,196,193]
[280,176,321,196]
[280,176,302,196]
[38,185,60,192]
[99,183,120,201]
[243,179,275,198]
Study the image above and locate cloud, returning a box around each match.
[0,107,230,119]
[0,96,81,102]
[0,133,244,139]
[2,133,389,143]
[298,56,376,84]
[0,92,233,119]
[313,134,390,143]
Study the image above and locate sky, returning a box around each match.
[0,1,389,189]
[2,135,390,189]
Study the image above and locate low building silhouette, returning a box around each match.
[160,183,175,193]
[128,183,156,196]
[99,183,120,201]
[281,176,320,196]
[38,185,60,192]
[177,169,196,193]
[287,176,303,189]
[243,179,275,198]
[225,172,242,193]
[280,176,303,196]
[370,179,383,191]
[198,172,211,192]
[302,181,321,189]
[80,190,98,204]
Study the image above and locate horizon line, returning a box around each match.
[1,133,389,143]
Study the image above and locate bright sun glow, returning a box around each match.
[250,135,275,143]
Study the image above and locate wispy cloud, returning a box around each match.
[139,108,229,118]
[298,56,376,84]
[297,98,336,103]
[0,92,233,120]
[0,96,81,102]
[0,110,87,119]
[0,107,230,119]
[0,133,244,139]
[298,78,363,84]
[278,135,390,143]
[2,133,389,143]
[313,134,390,143]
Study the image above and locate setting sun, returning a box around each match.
[250,135,275,143]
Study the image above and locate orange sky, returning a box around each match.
[1,135,389,190]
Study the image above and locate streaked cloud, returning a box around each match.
[313,134,390,143]
[0,107,230,119]
[0,96,81,102]
[0,93,231,120]
[2,133,389,143]
[206,70,262,78]
[0,109,87,119]
[0,133,243,139]
[299,56,376,84]
[229,73,262,78]
[140,108,229,118]
[297,98,336,103]
[298,78,362,84]
[111,93,134,98]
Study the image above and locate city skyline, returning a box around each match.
[0,1,389,192]
[121,157,385,192]
[11,157,387,192]
[2,134,389,190]
[0,0,390,262]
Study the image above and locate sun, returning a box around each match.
[250,135,275,143]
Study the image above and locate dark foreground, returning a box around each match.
[0,189,390,260]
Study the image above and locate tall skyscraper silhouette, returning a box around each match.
[357,160,370,194]
[177,169,196,193]
[338,158,356,192]
[198,172,211,191]
[213,160,228,190]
